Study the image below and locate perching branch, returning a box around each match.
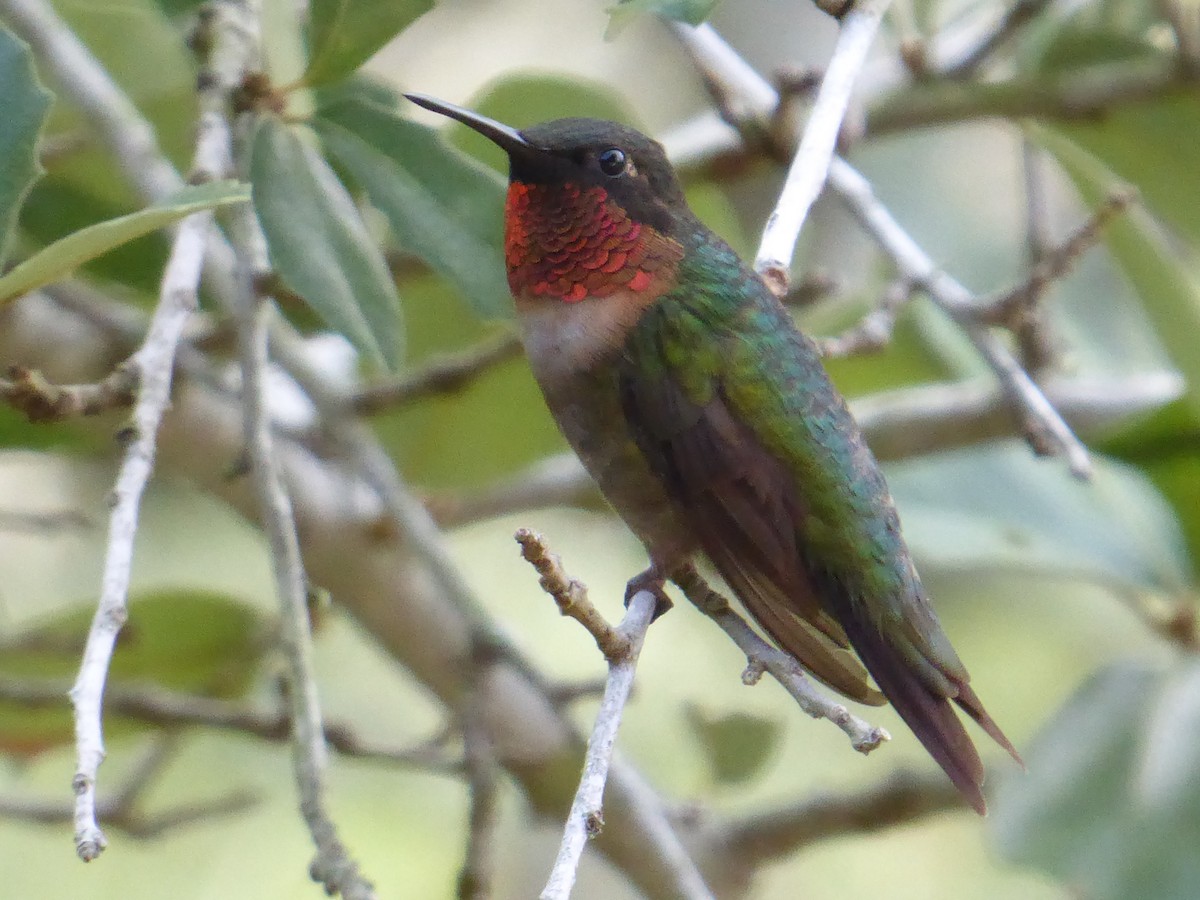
[748,0,894,295]
[672,565,889,754]
[515,530,712,900]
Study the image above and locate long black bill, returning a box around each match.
[404,93,533,155]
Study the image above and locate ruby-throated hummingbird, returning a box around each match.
[406,93,1019,813]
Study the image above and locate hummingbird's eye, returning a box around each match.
[597,148,628,177]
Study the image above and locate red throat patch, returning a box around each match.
[505,181,682,303]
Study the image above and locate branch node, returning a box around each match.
[584,810,604,838]
[741,659,767,685]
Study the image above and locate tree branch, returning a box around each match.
[714,769,962,865]
[0,363,137,422]
[0,675,462,771]
[672,565,889,754]
[826,155,1094,477]
[351,331,522,415]
[516,531,711,900]
[748,0,894,294]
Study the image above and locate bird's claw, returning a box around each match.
[625,568,673,622]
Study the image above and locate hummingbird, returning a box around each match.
[406,93,1020,814]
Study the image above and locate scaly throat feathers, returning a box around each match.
[505,181,684,303]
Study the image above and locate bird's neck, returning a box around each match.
[504,180,684,305]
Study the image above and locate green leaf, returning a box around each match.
[301,0,433,88]
[1035,126,1200,421]
[0,25,54,270]
[888,443,1193,597]
[0,590,270,756]
[0,180,249,306]
[684,703,783,786]
[315,97,511,319]
[607,0,721,36]
[250,116,402,369]
[991,661,1200,900]
[1044,91,1200,248]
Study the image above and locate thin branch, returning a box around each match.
[231,270,375,898]
[516,531,710,900]
[428,454,600,529]
[430,366,1181,527]
[203,1,372,895]
[826,156,1094,478]
[352,331,522,415]
[716,769,962,864]
[1,363,137,422]
[515,529,624,657]
[0,736,258,838]
[940,0,1054,78]
[0,675,462,771]
[457,652,502,900]
[979,187,1137,328]
[672,565,889,754]
[749,0,895,294]
[817,280,914,357]
[67,179,211,866]
[853,371,1183,461]
[866,55,1189,138]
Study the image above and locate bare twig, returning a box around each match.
[826,156,1094,477]
[22,0,246,862]
[515,532,709,900]
[0,675,462,771]
[0,736,258,838]
[866,55,1187,138]
[979,187,1137,329]
[672,565,889,754]
[1,363,137,422]
[457,654,502,900]
[667,23,1093,476]
[854,371,1184,461]
[67,183,211,865]
[515,528,623,657]
[747,0,895,294]
[817,280,914,357]
[428,454,600,529]
[716,769,962,864]
[352,331,522,415]
[940,0,1054,78]
[231,273,375,898]
[429,367,1181,527]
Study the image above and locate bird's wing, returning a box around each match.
[619,294,1018,812]
[618,303,884,705]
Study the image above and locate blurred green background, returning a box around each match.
[1,0,1198,897]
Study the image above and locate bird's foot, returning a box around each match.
[625,568,673,621]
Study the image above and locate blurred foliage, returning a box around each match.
[0,589,271,756]
[251,115,403,369]
[0,25,51,269]
[0,0,1198,898]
